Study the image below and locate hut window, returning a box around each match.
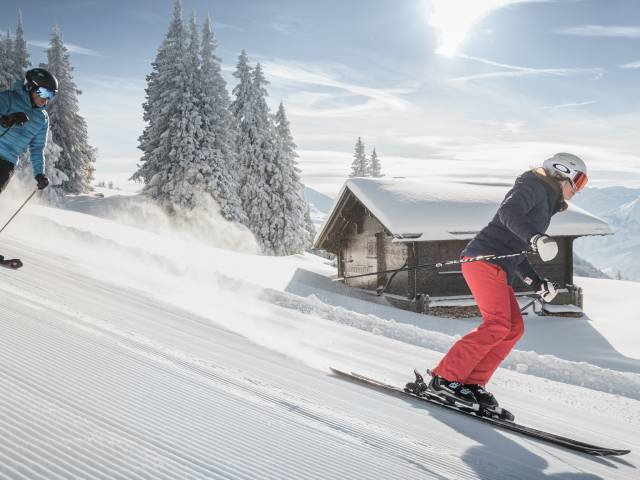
[367,240,376,258]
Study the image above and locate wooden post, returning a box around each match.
[376,232,386,289]
[408,242,417,300]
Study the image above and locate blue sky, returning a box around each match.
[3,0,640,195]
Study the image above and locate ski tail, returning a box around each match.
[0,255,23,270]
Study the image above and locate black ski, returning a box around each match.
[0,255,22,270]
[330,368,630,457]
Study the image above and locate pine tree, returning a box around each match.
[132,0,192,206]
[304,207,316,249]
[272,102,314,254]
[235,62,282,253]
[349,137,367,177]
[197,14,245,222]
[39,131,68,201]
[151,10,206,210]
[230,50,253,120]
[368,147,383,177]
[13,10,30,79]
[0,32,15,90]
[44,25,96,193]
[17,130,68,200]
[230,49,254,185]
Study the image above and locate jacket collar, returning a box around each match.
[11,79,46,110]
[531,168,568,213]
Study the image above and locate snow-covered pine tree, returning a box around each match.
[44,25,96,193]
[38,131,68,202]
[304,207,316,249]
[272,101,314,254]
[13,10,30,80]
[368,147,383,177]
[349,137,367,177]
[0,32,15,89]
[132,1,185,189]
[132,0,202,211]
[230,49,254,186]
[235,62,282,253]
[197,14,245,223]
[16,129,68,200]
[148,10,206,210]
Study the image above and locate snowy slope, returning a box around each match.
[0,193,638,478]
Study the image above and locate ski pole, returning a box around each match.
[333,250,529,282]
[0,188,38,234]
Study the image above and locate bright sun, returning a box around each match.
[428,0,526,56]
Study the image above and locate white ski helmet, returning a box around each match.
[542,152,588,191]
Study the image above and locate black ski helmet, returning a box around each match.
[25,68,59,95]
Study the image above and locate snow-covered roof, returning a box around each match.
[316,177,612,246]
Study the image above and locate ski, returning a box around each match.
[330,368,630,457]
[0,255,23,270]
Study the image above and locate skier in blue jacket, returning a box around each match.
[0,68,58,194]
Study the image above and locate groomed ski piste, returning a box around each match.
[0,185,638,479]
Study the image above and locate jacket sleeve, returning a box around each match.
[515,257,542,288]
[0,91,10,116]
[29,117,48,176]
[497,182,542,243]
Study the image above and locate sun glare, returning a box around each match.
[428,0,526,56]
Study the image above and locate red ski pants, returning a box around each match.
[432,259,524,386]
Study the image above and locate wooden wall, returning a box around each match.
[413,237,574,298]
[334,196,577,306]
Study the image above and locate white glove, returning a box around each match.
[536,279,557,302]
[530,234,558,262]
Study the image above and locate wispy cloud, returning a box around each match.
[450,53,605,82]
[213,22,244,32]
[620,60,640,69]
[540,100,596,110]
[260,59,414,117]
[556,25,640,38]
[129,10,166,25]
[267,14,306,35]
[28,40,102,57]
[398,135,480,147]
[81,73,146,92]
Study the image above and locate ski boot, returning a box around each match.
[465,384,515,421]
[427,374,480,411]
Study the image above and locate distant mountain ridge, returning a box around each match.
[571,186,640,281]
[304,186,334,231]
[303,187,334,214]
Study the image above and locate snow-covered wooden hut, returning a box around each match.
[314,178,613,315]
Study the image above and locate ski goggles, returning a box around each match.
[35,86,56,100]
[569,171,588,192]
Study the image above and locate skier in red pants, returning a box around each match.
[415,153,588,411]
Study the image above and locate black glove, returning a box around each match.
[35,173,49,190]
[529,234,558,262]
[0,112,29,128]
[534,278,558,302]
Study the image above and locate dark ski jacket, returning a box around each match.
[0,80,48,176]
[462,169,567,286]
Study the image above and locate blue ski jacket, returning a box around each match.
[0,80,48,176]
[462,169,567,286]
